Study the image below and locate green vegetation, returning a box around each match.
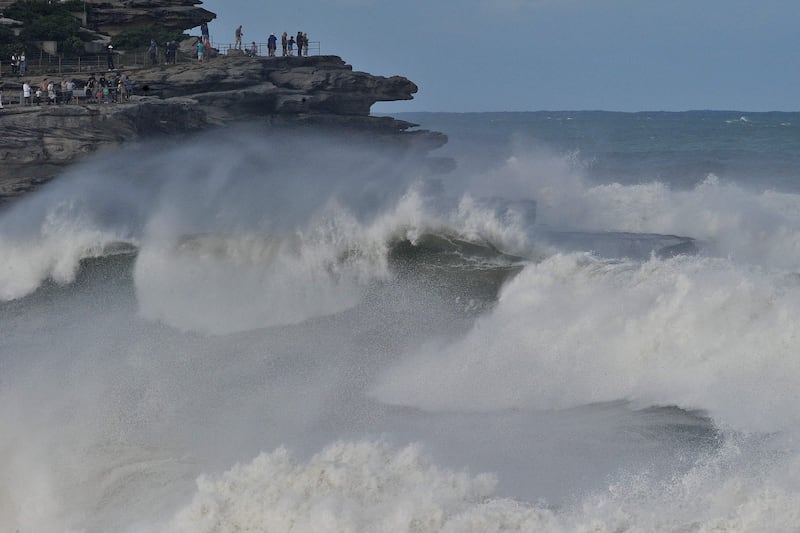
[112,28,188,50]
[4,0,87,56]
[1,0,188,58]
[5,0,86,21]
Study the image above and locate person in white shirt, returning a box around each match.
[22,81,31,106]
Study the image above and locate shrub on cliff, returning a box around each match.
[5,0,87,52]
[5,0,85,20]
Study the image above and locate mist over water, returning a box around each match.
[3,114,800,531]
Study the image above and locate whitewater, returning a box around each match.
[3,111,800,532]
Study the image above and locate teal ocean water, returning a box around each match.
[2,112,800,531]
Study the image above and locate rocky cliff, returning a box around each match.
[85,0,214,35]
[0,0,215,35]
[0,54,447,203]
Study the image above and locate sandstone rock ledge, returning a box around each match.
[0,55,447,203]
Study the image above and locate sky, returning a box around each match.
[199,0,800,113]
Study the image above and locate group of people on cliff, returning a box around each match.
[264,30,311,57]
[8,52,27,77]
[198,23,310,60]
[19,78,74,106]
[84,72,133,103]
[268,31,310,57]
[11,72,133,106]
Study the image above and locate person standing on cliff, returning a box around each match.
[66,78,75,104]
[281,32,288,56]
[19,52,26,77]
[149,40,158,65]
[287,36,295,56]
[106,45,115,70]
[47,79,56,105]
[170,41,179,64]
[197,39,205,62]
[296,31,303,57]
[235,25,243,50]
[85,73,96,101]
[201,22,209,43]
[267,33,277,57]
[22,80,31,105]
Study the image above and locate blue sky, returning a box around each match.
[200,0,800,113]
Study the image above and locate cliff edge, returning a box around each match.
[0,54,447,203]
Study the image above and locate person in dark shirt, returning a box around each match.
[149,40,158,65]
[235,25,243,50]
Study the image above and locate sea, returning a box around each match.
[2,110,800,532]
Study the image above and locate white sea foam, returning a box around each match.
[373,252,800,434]
[163,441,507,533]
[0,198,132,300]
[132,182,534,333]
[5,122,800,532]
[480,153,800,269]
[134,206,391,333]
[156,438,800,533]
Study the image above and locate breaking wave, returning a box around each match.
[4,123,800,531]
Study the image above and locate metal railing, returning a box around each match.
[0,40,323,77]
[212,40,321,57]
[0,50,194,77]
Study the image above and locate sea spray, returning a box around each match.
[4,113,800,531]
[373,252,800,433]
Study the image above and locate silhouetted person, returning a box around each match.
[106,45,115,70]
[235,25,243,49]
[149,39,158,65]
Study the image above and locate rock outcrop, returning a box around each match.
[0,54,447,203]
[0,0,215,35]
[85,0,215,35]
